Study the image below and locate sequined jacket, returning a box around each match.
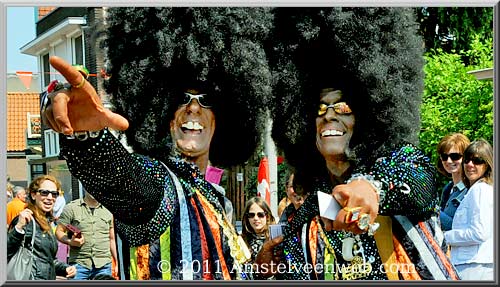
[59,129,248,280]
[278,144,461,280]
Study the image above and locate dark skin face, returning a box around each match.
[315,89,355,182]
[256,88,379,274]
[315,89,378,234]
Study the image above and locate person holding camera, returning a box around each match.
[55,192,117,280]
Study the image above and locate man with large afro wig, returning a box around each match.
[258,7,460,280]
[42,7,274,280]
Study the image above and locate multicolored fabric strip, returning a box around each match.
[392,215,460,280]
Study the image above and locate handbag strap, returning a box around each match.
[28,219,36,250]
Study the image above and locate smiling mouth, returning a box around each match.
[321,129,344,137]
[181,121,204,134]
[42,201,53,208]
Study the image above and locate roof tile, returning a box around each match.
[7,93,40,152]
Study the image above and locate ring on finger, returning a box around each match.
[368,222,380,236]
[356,213,371,231]
[72,74,86,89]
[72,65,89,89]
[343,207,362,224]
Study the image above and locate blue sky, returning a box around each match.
[7,7,37,73]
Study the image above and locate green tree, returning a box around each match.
[416,7,493,64]
[419,35,493,186]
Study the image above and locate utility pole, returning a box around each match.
[264,112,278,219]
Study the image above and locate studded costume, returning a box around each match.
[56,7,274,280]
[268,8,461,280]
[279,144,459,280]
[60,130,253,279]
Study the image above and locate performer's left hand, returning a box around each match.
[321,179,379,234]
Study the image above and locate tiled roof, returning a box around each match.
[7,93,40,152]
[38,7,56,19]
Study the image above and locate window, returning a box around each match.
[73,35,84,65]
[42,53,50,87]
[44,129,60,157]
[31,164,45,180]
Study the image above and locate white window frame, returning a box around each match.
[67,30,85,66]
[43,129,60,157]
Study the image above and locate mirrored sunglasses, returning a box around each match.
[180,92,213,108]
[440,153,463,161]
[247,212,266,218]
[37,189,60,197]
[464,157,486,165]
[318,102,352,116]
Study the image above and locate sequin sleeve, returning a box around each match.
[59,129,177,241]
[355,144,439,217]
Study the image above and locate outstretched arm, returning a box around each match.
[43,57,176,230]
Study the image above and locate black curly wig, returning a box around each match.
[268,7,425,182]
[103,7,274,167]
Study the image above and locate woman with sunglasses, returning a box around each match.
[256,8,459,280]
[7,175,77,280]
[436,133,471,231]
[241,197,275,263]
[444,139,493,280]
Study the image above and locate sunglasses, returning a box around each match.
[464,157,486,165]
[440,153,463,161]
[247,212,266,218]
[318,102,352,116]
[180,92,213,108]
[37,189,59,197]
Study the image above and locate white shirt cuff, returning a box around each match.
[15,225,25,234]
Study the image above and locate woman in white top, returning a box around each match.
[444,139,493,280]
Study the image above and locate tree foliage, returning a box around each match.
[419,35,493,186]
[416,7,493,64]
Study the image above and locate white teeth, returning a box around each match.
[321,129,343,137]
[181,121,204,130]
[193,122,203,130]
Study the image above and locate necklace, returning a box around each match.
[339,232,373,280]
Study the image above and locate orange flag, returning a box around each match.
[16,71,33,90]
[257,157,271,206]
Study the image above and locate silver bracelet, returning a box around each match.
[347,173,386,205]
[42,81,72,113]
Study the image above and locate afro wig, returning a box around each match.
[103,7,274,167]
[268,7,425,179]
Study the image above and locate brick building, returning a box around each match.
[20,7,109,200]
